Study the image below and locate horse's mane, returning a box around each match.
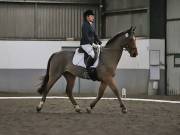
[105,29,129,48]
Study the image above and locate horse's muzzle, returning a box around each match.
[131,48,138,57]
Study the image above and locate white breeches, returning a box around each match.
[81,44,95,58]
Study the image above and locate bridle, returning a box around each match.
[123,34,137,52]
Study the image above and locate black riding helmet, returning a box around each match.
[83,10,95,21]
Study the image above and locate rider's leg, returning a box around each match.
[81,44,95,67]
[86,56,95,68]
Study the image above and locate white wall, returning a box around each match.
[0,39,150,69]
[0,41,79,69]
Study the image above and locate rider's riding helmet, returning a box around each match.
[83,10,95,21]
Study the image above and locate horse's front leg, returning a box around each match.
[86,81,107,113]
[108,78,127,113]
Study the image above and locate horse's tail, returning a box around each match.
[37,54,55,95]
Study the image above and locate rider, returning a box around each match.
[80,9,102,68]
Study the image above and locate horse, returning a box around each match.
[36,26,138,113]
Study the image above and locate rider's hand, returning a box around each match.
[98,40,102,45]
[94,40,102,45]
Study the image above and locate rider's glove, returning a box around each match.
[94,40,102,45]
[97,40,102,45]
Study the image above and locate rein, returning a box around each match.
[102,43,129,52]
[102,47,124,52]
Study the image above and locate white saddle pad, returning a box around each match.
[72,48,100,68]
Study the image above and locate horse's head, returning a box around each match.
[105,26,138,57]
[123,26,138,57]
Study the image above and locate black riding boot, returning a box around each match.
[86,56,95,68]
[86,56,98,81]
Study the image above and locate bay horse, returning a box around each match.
[36,26,138,113]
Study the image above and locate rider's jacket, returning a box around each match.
[80,21,101,45]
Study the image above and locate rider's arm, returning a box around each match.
[94,33,102,45]
[92,23,102,45]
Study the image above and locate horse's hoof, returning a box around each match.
[122,107,127,113]
[75,108,81,113]
[74,105,81,113]
[86,107,92,114]
[36,106,42,113]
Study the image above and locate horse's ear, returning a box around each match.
[130,26,133,31]
[132,26,136,32]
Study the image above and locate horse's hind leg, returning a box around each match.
[63,72,81,113]
[36,75,60,112]
[108,78,127,113]
[86,81,107,113]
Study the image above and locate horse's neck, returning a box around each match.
[101,39,124,70]
[103,48,123,68]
